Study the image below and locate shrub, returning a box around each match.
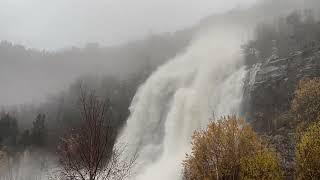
[183,116,282,180]
[291,78,320,124]
[296,121,320,179]
[240,149,282,180]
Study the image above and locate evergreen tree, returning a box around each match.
[0,113,18,147]
[31,114,48,147]
[19,130,31,148]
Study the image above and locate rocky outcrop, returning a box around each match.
[243,46,320,132]
[243,46,320,179]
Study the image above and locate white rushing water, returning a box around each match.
[122,26,247,180]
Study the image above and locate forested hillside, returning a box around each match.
[0,29,193,106]
[1,0,320,179]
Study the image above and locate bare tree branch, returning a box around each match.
[57,85,136,180]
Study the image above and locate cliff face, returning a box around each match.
[242,47,320,177]
[244,46,320,132]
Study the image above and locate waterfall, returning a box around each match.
[248,63,262,91]
[121,27,247,180]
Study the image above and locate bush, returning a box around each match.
[291,78,320,124]
[240,149,282,180]
[183,116,282,180]
[296,121,320,179]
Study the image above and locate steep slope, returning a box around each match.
[244,46,320,132]
[243,46,320,177]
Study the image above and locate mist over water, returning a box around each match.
[121,26,247,179]
[3,0,319,179]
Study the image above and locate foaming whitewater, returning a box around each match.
[122,27,247,180]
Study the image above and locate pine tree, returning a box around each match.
[31,114,48,147]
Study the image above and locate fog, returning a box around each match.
[1,0,320,179]
[1,0,319,106]
[0,0,257,49]
[0,0,259,106]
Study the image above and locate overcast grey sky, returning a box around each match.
[0,0,257,49]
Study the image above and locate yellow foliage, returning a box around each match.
[296,121,320,179]
[240,149,282,180]
[183,116,282,180]
[291,78,320,124]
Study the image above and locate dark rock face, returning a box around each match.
[243,47,320,179]
[243,47,320,132]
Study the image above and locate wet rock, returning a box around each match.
[243,47,320,179]
[243,47,320,132]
